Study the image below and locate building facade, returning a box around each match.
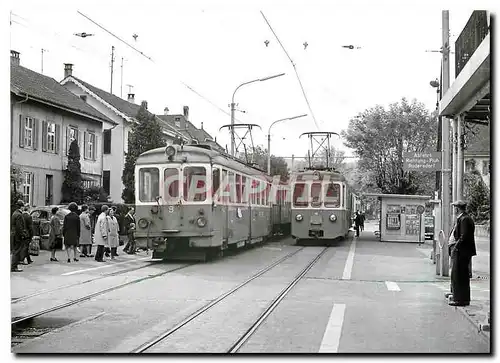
[10,51,112,206]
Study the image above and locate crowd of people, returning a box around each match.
[10,200,138,272]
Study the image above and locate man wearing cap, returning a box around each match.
[11,200,28,272]
[448,200,476,307]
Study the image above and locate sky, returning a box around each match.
[5,0,496,163]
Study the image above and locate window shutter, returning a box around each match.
[33,118,39,150]
[93,135,97,161]
[19,115,25,148]
[30,173,34,206]
[55,124,60,154]
[84,132,88,159]
[42,121,48,152]
[103,129,111,154]
[66,127,70,155]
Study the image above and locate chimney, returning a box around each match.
[128,93,135,104]
[164,107,169,115]
[183,106,189,121]
[10,50,20,66]
[64,63,73,78]
[201,122,204,130]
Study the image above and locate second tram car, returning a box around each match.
[134,144,291,260]
[291,168,354,242]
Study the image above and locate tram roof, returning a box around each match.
[291,169,346,182]
[137,144,270,178]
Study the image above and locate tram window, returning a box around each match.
[212,168,220,197]
[139,167,159,202]
[164,168,179,200]
[236,174,242,203]
[311,182,322,207]
[293,183,309,207]
[241,176,247,203]
[325,183,340,207]
[183,166,207,202]
[228,171,236,203]
[219,169,229,203]
[255,180,261,205]
[342,184,346,208]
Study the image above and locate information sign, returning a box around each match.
[403,152,441,172]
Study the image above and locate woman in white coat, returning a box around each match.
[107,209,120,259]
[94,205,109,262]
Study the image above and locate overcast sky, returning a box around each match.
[6,0,496,161]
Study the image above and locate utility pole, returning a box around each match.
[110,46,115,94]
[440,10,451,277]
[120,57,124,98]
[230,102,236,156]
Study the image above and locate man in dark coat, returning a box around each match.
[11,200,27,272]
[354,211,362,237]
[123,207,136,253]
[448,200,477,307]
[21,206,34,264]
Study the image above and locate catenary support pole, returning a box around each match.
[440,10,451,277]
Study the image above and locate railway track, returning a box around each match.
[132,246,328,353]
[11,260,160,304]
[11,262,196,329]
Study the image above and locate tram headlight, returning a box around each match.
[329,214,337,222]
[138,218,149,229]
[295,214,303,222]
[196,217,207,227]
[165,146,176,158]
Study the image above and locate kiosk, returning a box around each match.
[364,193,431,243]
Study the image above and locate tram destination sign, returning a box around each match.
[403,152,441,172]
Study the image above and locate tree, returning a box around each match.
[61,140,84,203]
[83,186,109,203]
[342,98,437,195]
[238,146,289,180]
[122,101,167,203]
[464,169,490,223]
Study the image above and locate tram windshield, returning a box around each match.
[164,168,179,201]
[138,167,159,202]
[324,183,341,208]
[311,182,322,207]
[293,183,309,207]
[183,166,207,202]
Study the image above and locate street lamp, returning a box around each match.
[230,73,285,156]
[267,114,307,174]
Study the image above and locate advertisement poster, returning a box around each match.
[405,214,420,235]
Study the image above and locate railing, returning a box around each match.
[455,10,489,77]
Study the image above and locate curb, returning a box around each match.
[454,303,490,340]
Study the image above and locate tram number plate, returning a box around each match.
[237,241,245,248]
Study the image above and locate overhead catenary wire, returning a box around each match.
[77,10,154,62]
[260,11,320,131]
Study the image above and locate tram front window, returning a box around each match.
[311,182,322,207]
[183,166,207,202]
[139,167,159,202]
[164,168,179,201]
[293,183,309,207]
[324,183,341,208]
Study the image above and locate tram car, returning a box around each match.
[134,143,291,260]
[290,168,354,243]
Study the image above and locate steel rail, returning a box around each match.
[11,261,160,304]
[11,263,196,327]
[131,247,305,353]
[228,247,329,353]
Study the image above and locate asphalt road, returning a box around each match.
[11,222,490,354]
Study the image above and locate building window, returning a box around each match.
[22,172,33,206]
[84,132,96,160]
[67,126,79,154]
[24,117,34,148]
[103,171,110,195]
[482,160,490,175]
[47,122,56,152]
[174,117,181,128]
[103,129,111,154]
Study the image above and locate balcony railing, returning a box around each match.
[455,10,489,77]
